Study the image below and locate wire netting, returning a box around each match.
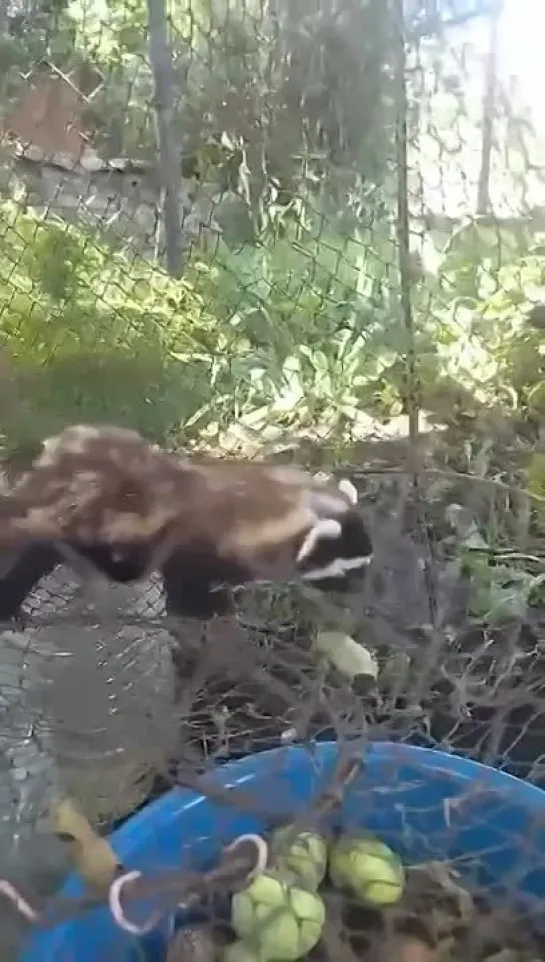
[0,0,545,958]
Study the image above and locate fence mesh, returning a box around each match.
[0,0,545,958]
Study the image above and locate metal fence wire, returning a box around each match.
[0,0,545,957]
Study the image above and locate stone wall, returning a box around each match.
[0,141,226,257]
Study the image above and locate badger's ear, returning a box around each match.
[338,478,358,505]
[296,518,342,564]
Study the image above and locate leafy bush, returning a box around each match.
[193,223,415,437]
[394,223,545,424]
[2,198,544,463]
[4,202,410,456]
[0,204,249,454]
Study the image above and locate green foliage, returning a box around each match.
[476,246,545,410]
[0,198,443,457]
[192,222,411,438]
[4,186,545,468]
[0,200,420,458]
[0,204,243,454]
[446,504,545,623]
[406,221,545,424]
[525,453,545,534]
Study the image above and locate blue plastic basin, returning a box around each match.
[20,741,545,962]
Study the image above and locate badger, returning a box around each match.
[0,424,373,619]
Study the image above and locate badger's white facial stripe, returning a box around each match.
[296,518,343,564]
[338,478,358,505]
[252,552,372,589]
[301,553,373,581]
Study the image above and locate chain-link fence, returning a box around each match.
[0,0,545,958]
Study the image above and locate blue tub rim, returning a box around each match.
[111,742,545,862]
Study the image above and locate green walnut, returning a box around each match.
[271,826,328,890]
[329,835,404,906]
[231,873,325,961]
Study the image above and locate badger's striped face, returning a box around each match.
[160,473,373,614]
[294,477,373,590]
[298,513,373,583]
